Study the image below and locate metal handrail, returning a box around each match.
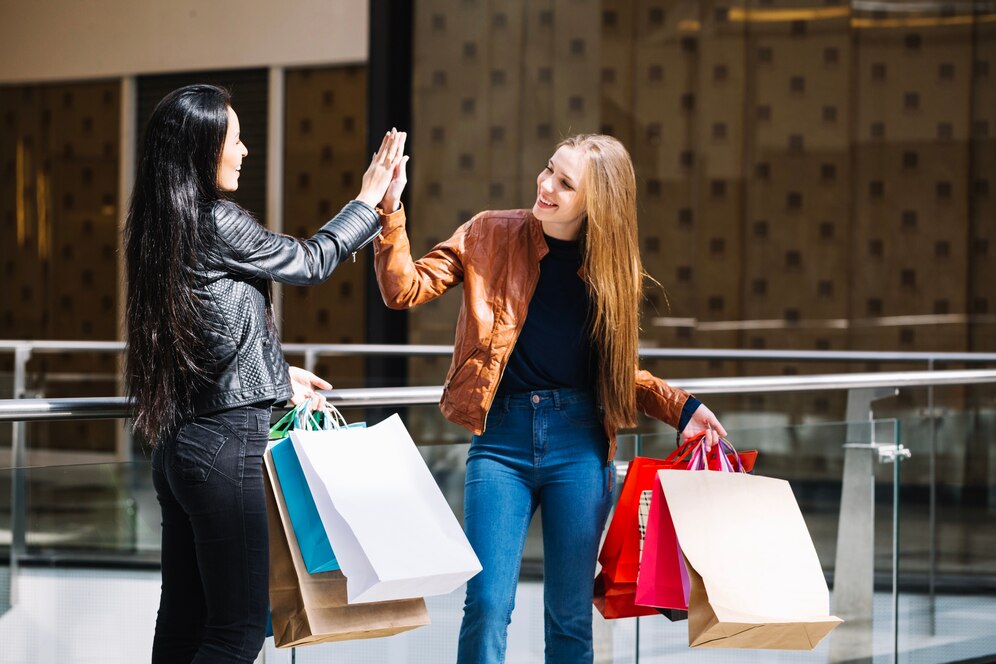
[2,368,995,422]
[3,339,996,363]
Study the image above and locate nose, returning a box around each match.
[539,175,554,193]
[241,143,249,157]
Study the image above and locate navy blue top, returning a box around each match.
[496,234,594,395]
[495,234,700,433]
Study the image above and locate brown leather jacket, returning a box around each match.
[373,206,691,461]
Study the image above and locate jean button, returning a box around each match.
[531,394,540,404]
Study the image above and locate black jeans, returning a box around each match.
[150,403,272,664]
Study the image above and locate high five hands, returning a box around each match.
[379,129,408,213]
[357,128,408,209]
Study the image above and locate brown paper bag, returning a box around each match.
[264,451,430,648]
[658,469,843,650]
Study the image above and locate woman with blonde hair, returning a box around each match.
[373,133,726,663]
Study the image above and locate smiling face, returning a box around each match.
[532,145,587,239]
[216,106,248,192]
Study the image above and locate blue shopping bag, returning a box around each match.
[268,403,364,574]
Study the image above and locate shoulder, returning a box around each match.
[211,199,256,229]
[465,209,534,236]
[210,200,265,249]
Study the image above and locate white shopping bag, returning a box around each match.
[291,414,482,604]
[658,469,842,649]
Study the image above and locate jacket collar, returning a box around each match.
[526,213,550,261]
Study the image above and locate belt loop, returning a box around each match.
[503,395,510,414]
[552,389,562,410]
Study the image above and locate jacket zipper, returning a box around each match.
[351,228,381,262]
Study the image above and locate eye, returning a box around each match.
[544,165,553,173]
[561,180,573,190]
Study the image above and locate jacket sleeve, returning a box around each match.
[210,199,380,285]
[372,205,472,309]
[635,368,692,429]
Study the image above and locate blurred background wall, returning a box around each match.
[1,0,994,451]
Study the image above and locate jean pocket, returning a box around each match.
[560,401,601,429]
[484,405,507,430]
[170,414,241,483]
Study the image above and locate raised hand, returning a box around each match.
[380,135,409,213]
[356,128,406,208]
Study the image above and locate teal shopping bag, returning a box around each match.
[268,403,364,574]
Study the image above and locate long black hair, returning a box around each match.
[125,84,231,440]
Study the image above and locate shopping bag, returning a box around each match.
[268,403,362,574]
[594,433,753,619]
[291,413,482,604]
[263,452,430,647]
[635,476,690,613]
[637,488,688,621]
[633,436,743,612]
[659,468,843,649]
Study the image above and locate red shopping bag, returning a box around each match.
[634,470,690,611]
[594,440,703,619]
[634,437,752,612]
[595,433,758,619]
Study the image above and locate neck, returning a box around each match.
[541,217,582,241]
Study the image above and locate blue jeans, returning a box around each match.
[457,389,614,664]
[150,403,272,664]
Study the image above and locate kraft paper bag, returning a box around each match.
[658,469,843,649]
[264,452,430,648]
[291,414,482,604]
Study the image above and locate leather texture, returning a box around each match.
[188,199,380,415]
[373,206,690,461]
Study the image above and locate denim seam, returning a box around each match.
[236,466,251,661]
[499,503,533,663]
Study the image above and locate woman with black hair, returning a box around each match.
[125,84,404,663]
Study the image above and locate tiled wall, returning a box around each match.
[409,1,996,428]
[281,65,370,388]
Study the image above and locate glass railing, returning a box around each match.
[1,412,992,662]
[1,373,995,662]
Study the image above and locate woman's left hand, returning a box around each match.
[288,366,332,411]
[679,403,728,452]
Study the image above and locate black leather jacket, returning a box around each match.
[189,198,379,415]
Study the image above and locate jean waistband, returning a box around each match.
[494,388,596,411]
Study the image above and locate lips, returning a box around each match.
[537,195,557,209]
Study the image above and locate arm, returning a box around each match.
[373,205,474,309]
[210,129,405,285]
[212,200,380,286]
[635,369,727,450]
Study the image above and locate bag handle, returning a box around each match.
[685,434,745,473]
[269,401,350,440]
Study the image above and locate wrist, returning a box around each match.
[355,191,379,208]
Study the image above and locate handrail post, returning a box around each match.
[8,345,31,611]
[926,358,937,636]
[304,349,318,375]
[829,386,897,663]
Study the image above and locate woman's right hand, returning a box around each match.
[356,128,406,208]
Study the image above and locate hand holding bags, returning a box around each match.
[264,451,430,647]
[594,434,757,619]
[658,445,843,649]
[291,413,482,604]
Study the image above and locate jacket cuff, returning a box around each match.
[330,200,381,253]
[377,203,406,233]
[677,396,701,432]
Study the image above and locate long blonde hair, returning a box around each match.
[559,134,642,429]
